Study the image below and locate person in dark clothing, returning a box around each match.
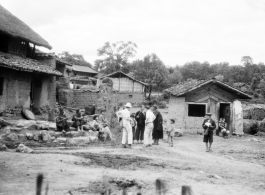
[152,105,163,145]
[56,107,69,133]
[135,104,146,144]
[202,113,216,152]
[72,109,84,132]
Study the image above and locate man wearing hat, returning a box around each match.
[202,113,216,152]
[121,103,133,148]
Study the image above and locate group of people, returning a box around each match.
[117,102,178,148]
[55,107,113,141]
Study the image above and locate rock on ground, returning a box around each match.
[26,133,34,140]
[0,144,7,151]
[16,120,37,130]
[16,144,33,153]
[17,134,27,142]
[6,133,18,141]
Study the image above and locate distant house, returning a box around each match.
[69,65,98,85]
[0,5,62,112]
[164,78,252,134]
[98,71,148,104]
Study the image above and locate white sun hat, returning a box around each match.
[124,103,132,108]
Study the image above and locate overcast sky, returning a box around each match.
[2,0,265,66]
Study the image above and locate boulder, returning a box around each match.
[26,133,34,140]
[56,138,67,143]
[6,133,18,141]
[48,123,57,130]
[18,134,27,142]
[1,126,11,134]
[16,144,33,153]
[33,134,40,141]
[48,130,56,137]
[66,137,90,146]
[0,144,7,151]
[54,132,62,138]
[16,120,37,130]
[10,127,23,132]
[40,131,51,142]
[89,136,98,143]
[37,123,49,130]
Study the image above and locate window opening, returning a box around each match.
[188,104,206,117]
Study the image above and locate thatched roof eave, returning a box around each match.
[0,5,52,49]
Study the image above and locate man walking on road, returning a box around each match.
[202,113,216,152]
[144,104,156,147]
[121,103,133,148]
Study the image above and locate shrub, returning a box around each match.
[249,122,259,135]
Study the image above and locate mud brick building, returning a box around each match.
[0,5,62,113]
[165,78,252,134]
[98,71,148,105]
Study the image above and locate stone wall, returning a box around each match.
[0,67,31,112]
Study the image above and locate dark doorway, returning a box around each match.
[31,76,43,109]
[219,103,230,131]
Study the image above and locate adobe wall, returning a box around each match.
[58,90,145,109]
[35,57,57,109]
[0,67,31,112]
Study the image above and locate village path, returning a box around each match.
[0,134,264,195]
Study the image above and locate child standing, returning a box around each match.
[130,114,137,144]
[166,119,175,147]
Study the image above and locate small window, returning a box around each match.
[0,78,4,95]
[129,95,133,99]
[188,104,206,117]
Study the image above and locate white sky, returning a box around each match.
[2,0,265,66]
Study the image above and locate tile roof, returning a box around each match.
[164,79,206,96]
[164,78,252,99]
[0,51,63,76]
[73,65,98,74]
[100,71,148,86]
[34,51,74,66]
[70,77,97,82]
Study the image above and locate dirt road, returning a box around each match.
[1,134,265,195]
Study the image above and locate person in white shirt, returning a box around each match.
[144,104,156,147]
[120,103,133,148]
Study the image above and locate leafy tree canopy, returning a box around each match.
[94,41,137,74]
[58,51,92,67]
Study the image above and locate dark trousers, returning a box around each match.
[132,126,136,140]
[135,126,145,141]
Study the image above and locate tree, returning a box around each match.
[94,41,137,74]
[58,51,92,67]
[168,69,183,85]
[241,56,253,65]
[132,54,169,97]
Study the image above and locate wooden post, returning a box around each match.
[36,174,43,195]
[119,73,121,92]
[133,80,134,92]
[207,98,211,113]
[181,186,194,195]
